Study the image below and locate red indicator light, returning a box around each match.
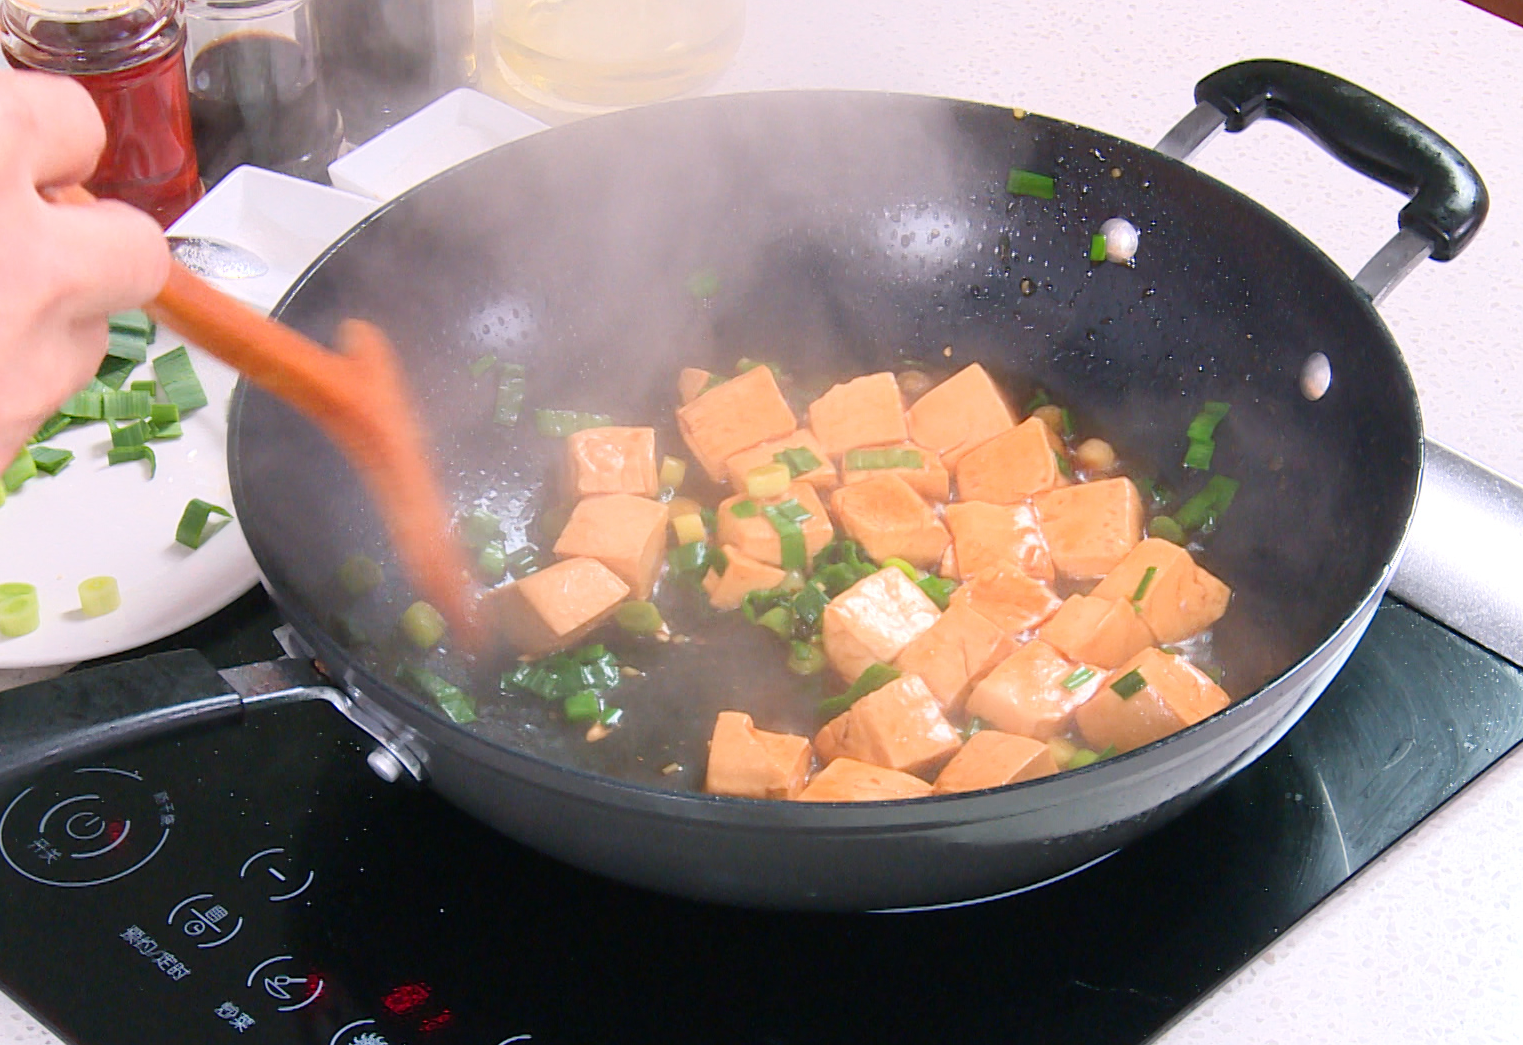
[106,822,126,843]
[383,982,431,1016]
[418,1010,454,1033]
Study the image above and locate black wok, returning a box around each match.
[0,61,1488,910]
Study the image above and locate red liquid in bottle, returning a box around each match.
[4,3,203,226]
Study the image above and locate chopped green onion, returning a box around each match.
[1186,401,1231,442]
[534,408,611,438]
[1067,747,1101,769]
[1096,745,1119,760]
[762,499,810,572]
[843,447,924,471]
[77,576,120,617]
[106,445,155,476]
[748,605,789,640]
[1137,476,1173,510]
[338,554,383,594]
[667,540,714,583]
[401,600,447,649]
[152,346,208,412]
[30,413,72,442]
[1182,439,1215,471]
[505,643,621,702]
[111,420,149,448]
[819,663,901,717]
[1173,475,1241,533]
[917,575,957,609]
[699,372,727,396]
[476,541,509,583]
[149,402,180,428]
[174,498,231,548]
[502,543,543,579]
[468,354,498,377]
[1131,566,1158,603]
[130,380,157,395]
[1059,407,1074,439]
[615,600,666,636]
[1007,168,1056,199]
[1111,669,1147,698]
[1054,451,1073,478]
[60,391,104,419]
[400,665,477,724]
[786,640,827,676]
[1147,515,1187,544]
[105,330,148,363]
[95,354,137,390]
[3,451,37,492]
[729,499,759,519]
[1024,388,1051,413]
[774,446,823,477]
[686,267,721,300]
[791,582,829,637]
[1060,666,1096,690]
[881,557,919,582]
[108,309,155,340]
[1089,233,1107,262]
[28,446,73,475]
[962,716,990,741]
[494,364,526,427]
[563,689,607,723]
[460,509,503,549]
[0,586,40,637]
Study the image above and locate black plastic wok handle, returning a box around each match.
[1195,60,1489,261]
[0,650,241,784]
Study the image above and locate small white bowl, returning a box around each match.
[167,167,381,314]
[327,88,549,201]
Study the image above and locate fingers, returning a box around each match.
[0,70,106,189]
[44,195,171,314]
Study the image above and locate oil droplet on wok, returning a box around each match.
[1020,277,1035,295]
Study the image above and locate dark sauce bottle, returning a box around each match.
[185,1,342,187]
[1,0,203,227]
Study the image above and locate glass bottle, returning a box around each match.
[1,0,203,226]
[184,0,343,187]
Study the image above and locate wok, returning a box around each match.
[0,61,1491,910]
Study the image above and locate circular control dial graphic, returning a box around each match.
[1,767,171,887]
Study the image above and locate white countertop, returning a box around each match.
[4,0,1522,1041]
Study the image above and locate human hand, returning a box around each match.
[0,68,170,464]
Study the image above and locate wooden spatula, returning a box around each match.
[58,187,478,645]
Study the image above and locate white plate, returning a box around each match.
[0,170,381,670]
[328,88,549,200]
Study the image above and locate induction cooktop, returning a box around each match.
[0,595,1519,1045]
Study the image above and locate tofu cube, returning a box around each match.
[715,481,835,568]
[704,711,813,800]
[678,367,714,404]
[840,442,950,501]
[564,426,659,498]
[1038,593,1156,669]
[725,429,838,491]
[1089,538,1232,644]
[487,556,629,655]
[807,372,908,455]
[830,472,951,569]
[797,757,935,802]
[813,673,962,777]
[964,638,1104,740]
[944,500,1054,583]
[702,544,788,611]
[822,566,942,682]
[1033,476,1144,579]
[933,730,1059,794]
[552,493,669,598]
[892,600,1015,710]
[948,559,1062,635]
[1075,647,1231,754]
[676,364,797,480]
[904,363,1016,467]
[954,416,1069,504]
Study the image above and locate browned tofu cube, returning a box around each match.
[904,363,1016,467]
[812,673,962,777]
[807,372,909,455]
[830,473,951,569]
[1075,647,1231,754]
[797,757,935,802]
[964,638,1104,740]
[954,417,1069,504]
[676,364,797,480]
[944,500,1054,583]
[487,557,629,656]
[892,600,1015,710]
[565,426,659,498]
[701,544,788,611]
[948,560,1062,634]
[714,481,835,568]
[1089,538,1232,644]
[552,493,669,599]
[840,442,950,501]
[725,429,838,491]
[1033,476,1143,579]
[678,367,714,404]
[1038,593,1156,669]
[822,566,942,682]
[704,711,813,800]
[933,730,1059,794]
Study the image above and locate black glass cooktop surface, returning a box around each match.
[0,597,1519,1045]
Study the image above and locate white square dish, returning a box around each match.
[327,88,549,201]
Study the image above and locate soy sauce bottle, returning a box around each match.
[185,0,342,186]
[1,0,203,226]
